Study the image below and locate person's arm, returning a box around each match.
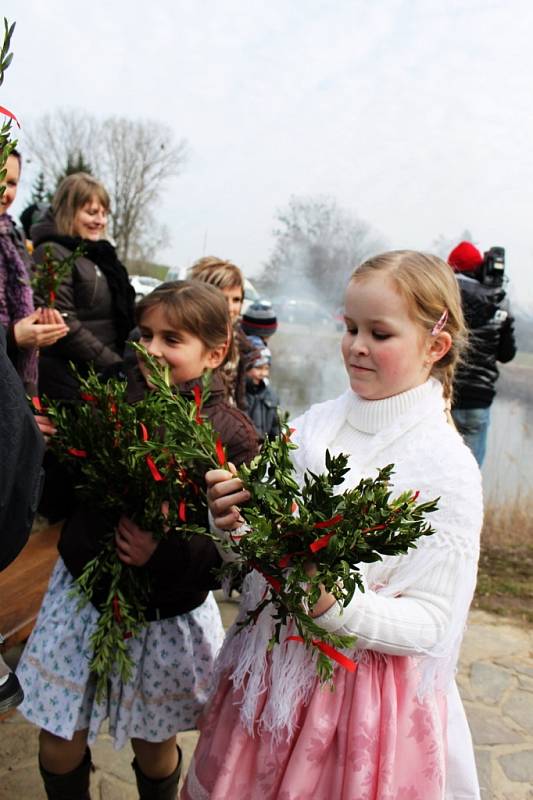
[497,316,516,363]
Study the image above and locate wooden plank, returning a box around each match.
[0,523,61,648]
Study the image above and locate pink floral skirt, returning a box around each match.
[182,651,447,800]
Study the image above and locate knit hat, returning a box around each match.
[242,300,278,338]
[447,241,484,273]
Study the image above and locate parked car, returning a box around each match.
[129,275,162,301]
[275,297,335,327]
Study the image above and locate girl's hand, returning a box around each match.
[115,515,158,566]
[304,561,338,618]
[13,309,68,349]
[206,466,250,530]
[35,414,56,441]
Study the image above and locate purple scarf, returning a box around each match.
[0,214,38,388]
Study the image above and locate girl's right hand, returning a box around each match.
[206,467,250,530]
[13,308,68,349]
[35,414,56,441]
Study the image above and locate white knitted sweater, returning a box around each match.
[215,379,483,737]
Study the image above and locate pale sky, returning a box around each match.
[3,0,533,304]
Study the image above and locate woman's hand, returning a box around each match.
[13,308,69,349]
[115,515,158,566]
[206,466,250,530]
[35,414,56,442]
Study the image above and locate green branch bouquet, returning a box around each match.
[221,428,439,681]
[36,347,227,697]
[31,243,85,307]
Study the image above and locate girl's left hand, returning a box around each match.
[115,515,158,566]
[304,561,337,618]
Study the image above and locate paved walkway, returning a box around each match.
[1,601,532,799]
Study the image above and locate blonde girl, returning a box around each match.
[183,252,482,800]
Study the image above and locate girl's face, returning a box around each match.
[341,273,448,400]
[0,154,20,214]
[137,304,225,387]
[72,195,108,240]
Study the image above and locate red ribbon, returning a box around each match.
[360,523,387,534]
[31,396,42,413]
[49,290,56,305]
[254,565,282,594]
[309,514,344,553]
[286,635,357,673]
[313,514,343,530]
[309,531,336,554]
[112,594,122,623]
[410,491,420,503]
[80,392,97,403]
[178,499,187,522]
[68,447,87,458]
[215,437,226,466]
[146,455,164,482]
[0,106,20,127]
[193,385,203,424]
[139,422,149,441]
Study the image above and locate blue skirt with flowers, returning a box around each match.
[17,557,225,749]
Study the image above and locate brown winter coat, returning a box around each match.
[55,366,258,618]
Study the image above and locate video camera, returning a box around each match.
[480,246,505,287]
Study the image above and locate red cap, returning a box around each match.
[447,241,484,273]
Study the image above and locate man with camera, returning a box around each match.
[447,241,517,466]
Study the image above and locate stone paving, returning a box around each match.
[1,600,532,799]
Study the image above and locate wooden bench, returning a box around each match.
[0,523,61,651]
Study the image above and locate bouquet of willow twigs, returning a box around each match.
[219,428,439,682]
[33,347,227,697]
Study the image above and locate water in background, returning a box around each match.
[270,324,532,506]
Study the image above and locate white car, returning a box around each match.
[129,275,162,301]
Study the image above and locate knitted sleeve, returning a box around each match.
[314,434,482,659]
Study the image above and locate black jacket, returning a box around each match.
[454,274,517,409]
[31,210,135,401]
[0,326,45,571]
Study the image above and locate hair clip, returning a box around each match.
[431,308,448,336]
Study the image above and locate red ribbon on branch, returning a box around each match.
[139,422,164,481]
[0,105,20,127]
[80,392,97,403]
[112,594,122,623]
[309,514,344,553]
[31,396,42,413]
[68,447,88,458]
[253,564,282,594]
[178,499,187,522]
[215,437,226,466]
[192,385,203,424]
[286,635,357,673]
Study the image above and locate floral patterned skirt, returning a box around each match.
[182,652,449,800]
[17,558,225,750]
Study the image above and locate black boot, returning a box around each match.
[39,747,92,800]
[132,747,182,800]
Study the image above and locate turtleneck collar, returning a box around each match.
[346,381,434,434]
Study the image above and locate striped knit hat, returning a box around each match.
[241,300,278,338]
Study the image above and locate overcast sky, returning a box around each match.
[3,0,533,303]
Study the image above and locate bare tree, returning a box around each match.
[260,195,385,307]
[24,109,188,264]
